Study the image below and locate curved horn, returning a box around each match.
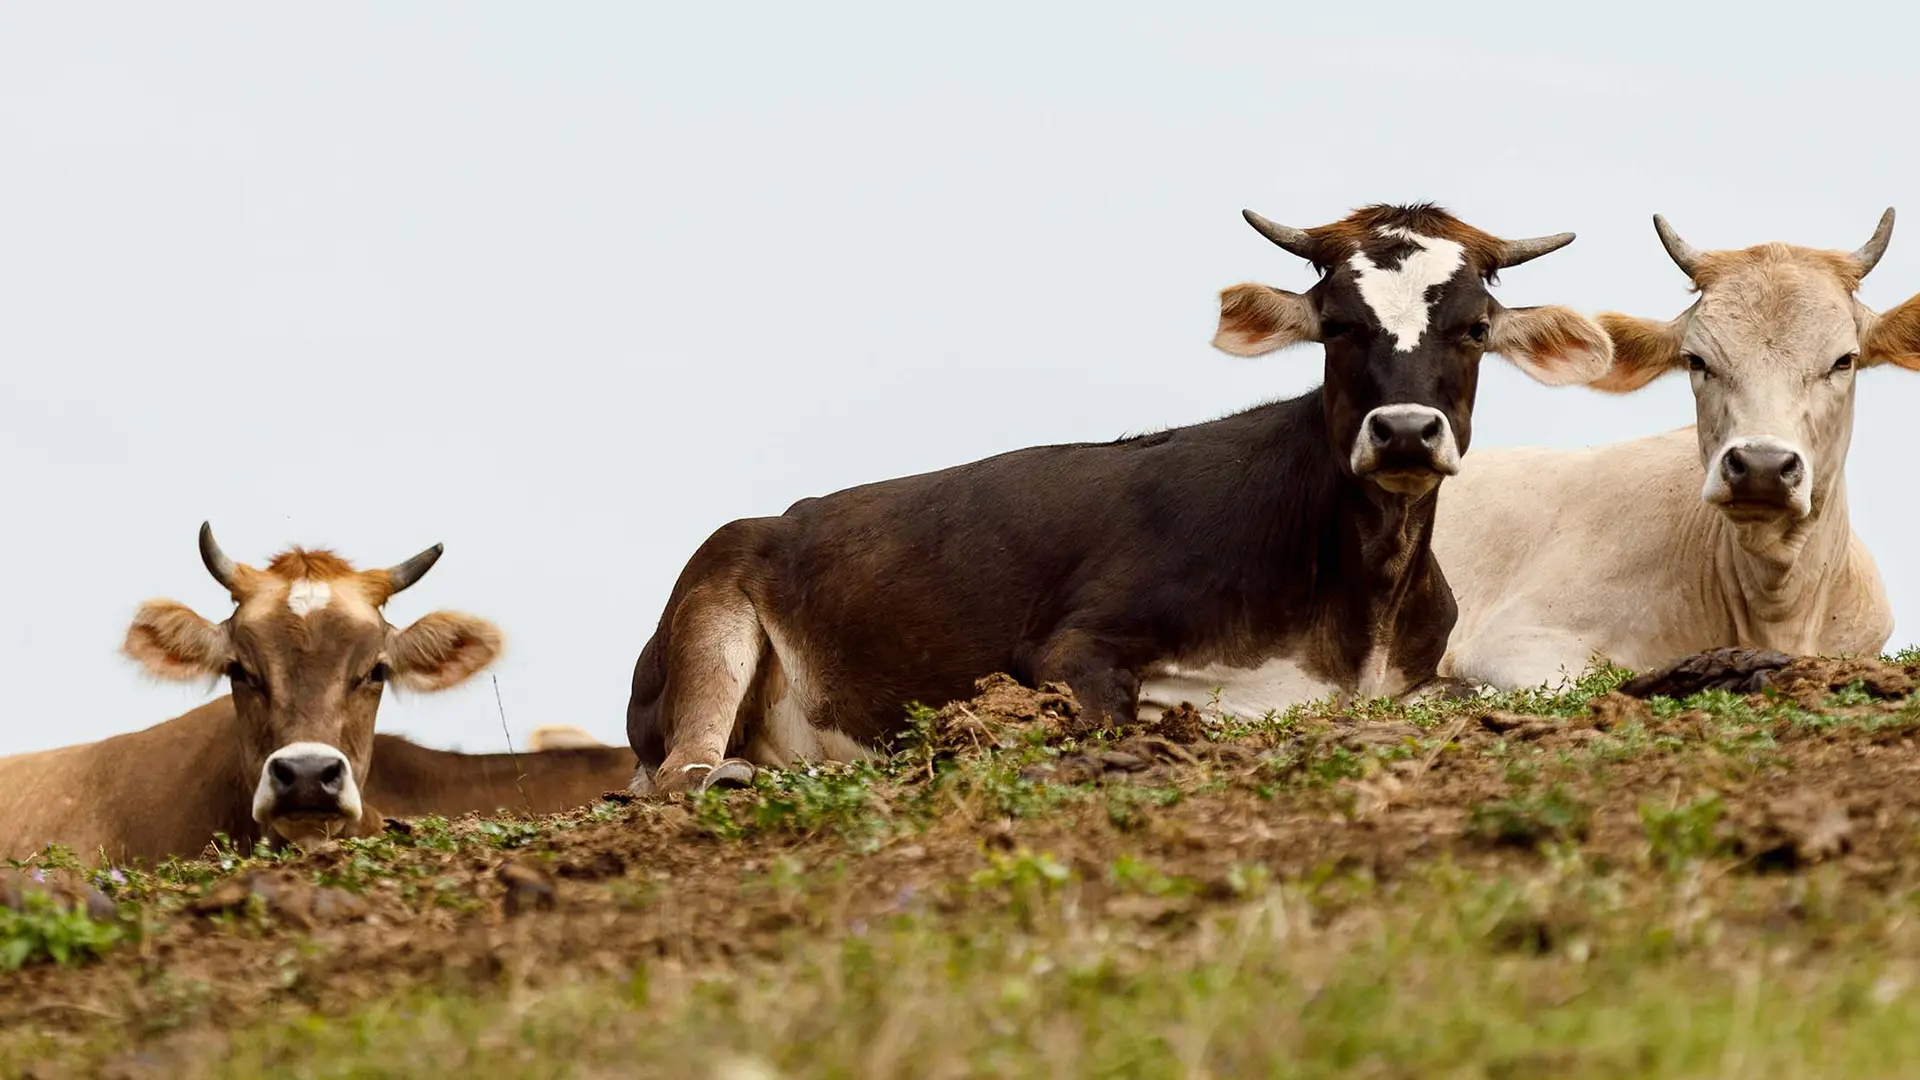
[1652,214,1701,279]
[1851,207,1896,277]
[1241,209,1316,261]
[1497,232,1576,269]
[198,521,240,593]
[384,543,445,596]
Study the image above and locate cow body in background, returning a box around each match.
[366,730,635,819]
[1435,211,1920,687]
[628,204,1613,794]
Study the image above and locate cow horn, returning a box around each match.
[1851,207,1896,277]
[384,543,445,595]
[1652,214,1701,279]
[1497,232,1577,269]
[198,522,240,593]
[1241,210,1315,261]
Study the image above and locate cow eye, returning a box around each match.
[1319,318,1352,340]
[1685,353,1710,376]
[1832,352,1857,373]
[1467,321,1489,343]
[225,662,255,688]
[365,662,391,686]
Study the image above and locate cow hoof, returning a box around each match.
[699,758,756,792]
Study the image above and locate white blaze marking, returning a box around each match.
[251,741,362,826]
[285,579,332,617]
[1349,227,1466,352]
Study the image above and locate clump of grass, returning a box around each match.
[0,889,124,971]
[1641,794,1732,872]
[1469,784,1592,848]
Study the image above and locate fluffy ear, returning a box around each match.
[1588,313,1685,392]
[388,611,504,692]
[1212,284,1319,357]
[1485,305,1614,386]
[1863,292,1920,370]
[123,601,229,681]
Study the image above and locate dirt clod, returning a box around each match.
[1737,793,1854,870]
[498,859,558,917]
[188,871,369,929]
[1619,647,1795,698]
[556,850,627,881]
[1149,702,1208,744]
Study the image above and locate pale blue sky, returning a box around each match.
[2,2,1915,753]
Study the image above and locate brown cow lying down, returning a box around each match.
[0,524,509,866]
[0,703,635,866]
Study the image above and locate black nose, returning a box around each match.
[1365,410,1446,470]
[1721,446,1804,504]
[268,753,348,815]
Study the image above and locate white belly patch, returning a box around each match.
[1139,657,1343,722]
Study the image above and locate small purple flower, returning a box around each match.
[893,884,917,910]
[27,869,45,884]
[850,919,869,936]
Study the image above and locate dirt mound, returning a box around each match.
[926,673,1083,752]
[10,652,1920,1075]
[1767,655,1914,706]
[1619,647,1914,705]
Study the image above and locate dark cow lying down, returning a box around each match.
[627,203,1615,794]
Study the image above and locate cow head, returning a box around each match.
[1213,204,1611,497]
[1593,210,1920,525]
[121,524,503,849]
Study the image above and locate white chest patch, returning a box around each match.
[1349,227,1466,353]
[285,579,332,617]
[1139,657,1342,723]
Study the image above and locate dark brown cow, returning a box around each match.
[0,525,504,865]
[626,204,1614,794]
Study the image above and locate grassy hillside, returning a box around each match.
[7,653,1920,1078]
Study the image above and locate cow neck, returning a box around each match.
[1243,395,1438,622]
[1704,469,1856,646]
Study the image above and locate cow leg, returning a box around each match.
[1033,631,1139,729]
[650,586,766,795]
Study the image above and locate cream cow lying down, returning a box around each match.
[1434,209,1920,689]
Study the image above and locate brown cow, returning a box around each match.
[0,524,504,865]
[0,704,634,865]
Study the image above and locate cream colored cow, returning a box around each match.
[1434,210,1920,688]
